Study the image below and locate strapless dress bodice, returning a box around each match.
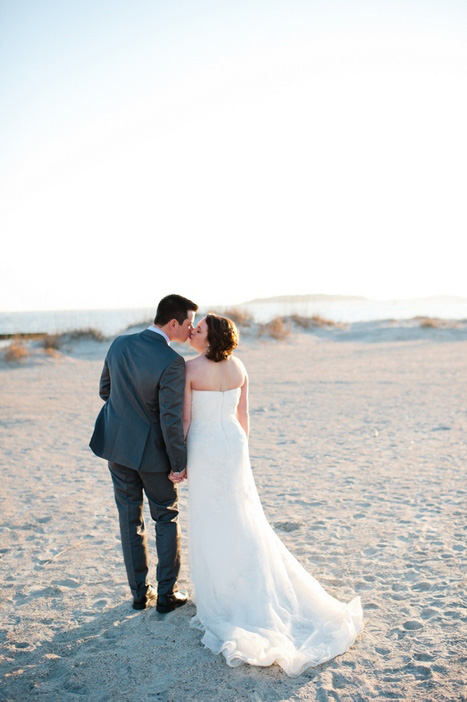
[190,388,241,431]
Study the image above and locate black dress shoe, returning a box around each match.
[132,585,157,610]
[156,590,188,613]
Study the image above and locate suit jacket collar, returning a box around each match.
[146,324,170,344]
[141,329,170,345]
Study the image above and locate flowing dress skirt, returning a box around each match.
[187,389,363,677]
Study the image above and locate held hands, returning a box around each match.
[168,469,187,484]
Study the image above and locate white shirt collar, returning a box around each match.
[147,325,170,345]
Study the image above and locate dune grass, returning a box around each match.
[220,307,254,327]
[258,317,291,340]
[41,335,61,352]
[3,340,29,363]
[412,316,464,329]
[3,328,106,363]
[286,314,338,329]
[66,327,105,341]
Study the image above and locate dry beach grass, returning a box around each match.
[0,321,466,700]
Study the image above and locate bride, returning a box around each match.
[182,313,363,677]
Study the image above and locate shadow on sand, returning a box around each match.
[1,597,334,702]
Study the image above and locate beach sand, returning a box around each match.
[0,326,466,701]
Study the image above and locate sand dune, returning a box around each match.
[0,328,465,700]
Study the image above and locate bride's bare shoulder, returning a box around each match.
[229,354,248,381]
[186,354,207,366]
[185,354,208,375]
[230,353,246,370]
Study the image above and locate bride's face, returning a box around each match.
[190,317,209,352]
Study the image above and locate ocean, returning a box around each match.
[1,297,466,337]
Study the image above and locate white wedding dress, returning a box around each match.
[187,388,363,677]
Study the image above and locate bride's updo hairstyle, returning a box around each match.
[205,314,239,362]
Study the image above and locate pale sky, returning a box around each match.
[1,0,466,311]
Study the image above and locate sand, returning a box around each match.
[0,324,466,701]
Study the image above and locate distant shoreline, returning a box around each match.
[2,293,467,316]
[242,294,368,304]
[241,293,467,304]
[2,315,467,349]
[2,297,467,337]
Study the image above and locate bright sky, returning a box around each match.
[1,0,466,311]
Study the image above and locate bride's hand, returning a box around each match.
[168,469,186,483]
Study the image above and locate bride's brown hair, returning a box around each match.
[205,314,239,362]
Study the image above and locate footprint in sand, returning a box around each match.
[414,652,434,662]
[407,664,432,680]
[362,546,378,557]
[421,608,439,620]
[52,579,81,588]
[274,521,303,532]
[332,672,352,689]
[388,627,407,640]
[93,599,109,609]
[403,620,423,631]
[27,586,63,600]
[375,647,391,655]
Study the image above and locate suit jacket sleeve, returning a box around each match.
[99,357,111,401]
[159,355,187,473]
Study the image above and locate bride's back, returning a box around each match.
[187,354,246,392]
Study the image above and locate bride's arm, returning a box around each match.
[182,369,193,441]
[237,373,249,438]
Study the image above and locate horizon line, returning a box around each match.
[2,293,467,315]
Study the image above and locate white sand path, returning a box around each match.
[0,331,465,701]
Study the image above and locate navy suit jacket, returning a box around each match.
[89,330,186,473]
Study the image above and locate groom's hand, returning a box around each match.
[168,469,186,483]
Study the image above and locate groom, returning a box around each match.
[89,294,198,611]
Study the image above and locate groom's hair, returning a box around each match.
[154,294,198,326]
